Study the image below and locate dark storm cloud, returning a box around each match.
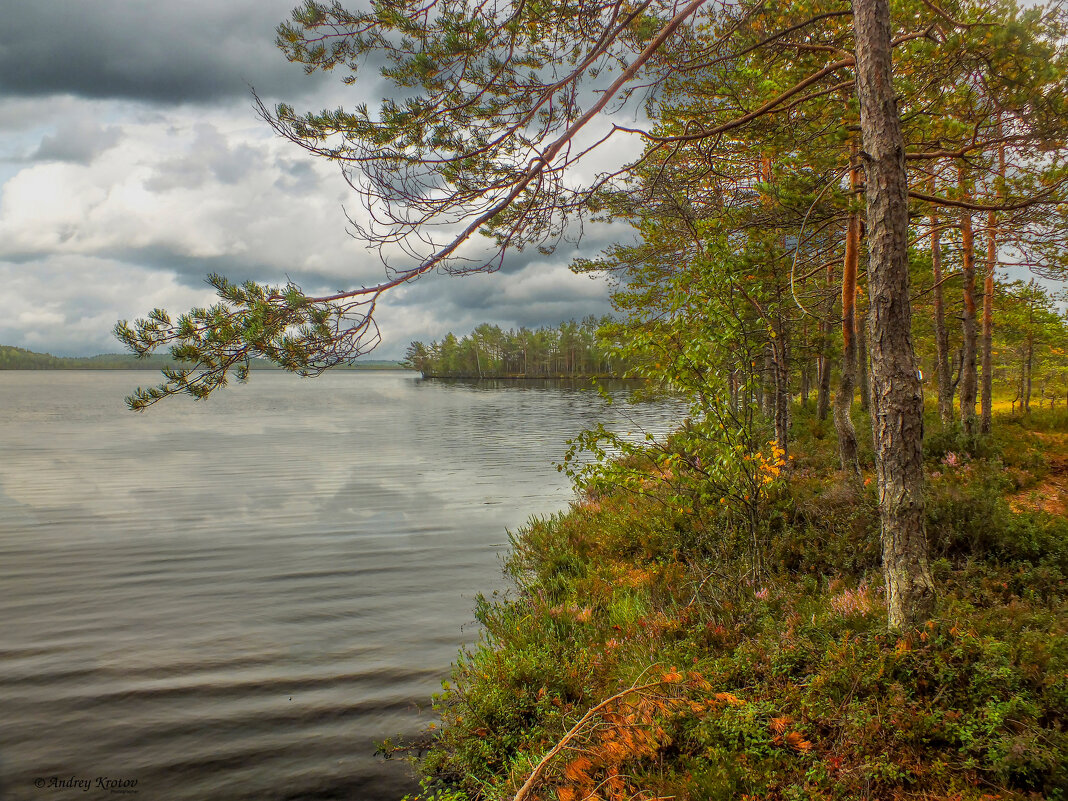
[0,0,335,104]
[393,257,615,325]
[96,245,362,292]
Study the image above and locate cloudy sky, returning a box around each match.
[0,1,623,358]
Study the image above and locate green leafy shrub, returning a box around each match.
[410,413,1067,801]
[924,422,1003,462]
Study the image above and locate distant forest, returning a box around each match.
[0,345,402,371]
[403,318,636,379]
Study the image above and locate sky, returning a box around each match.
[0,0,624,358]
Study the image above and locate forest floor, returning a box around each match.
[405,406,1067,801]
[1010,432,1068,517]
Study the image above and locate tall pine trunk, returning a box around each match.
[852,0,935,630]
[1025,292,1034,414]
[981,213,995,433]
[770,277,791,459]
[817,261,834,422]
[761,344,773,416]
[930,196,955,424]
[834,151,861,474]
[1025,340,1033,412]
[958,168,978,432]
[817,340,832,420]
[981,135,1003,434]
[857,291,871,412]
[772,338,790,460]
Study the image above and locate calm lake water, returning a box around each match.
[0,370,680,801]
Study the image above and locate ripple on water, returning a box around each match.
[0,371,682,800]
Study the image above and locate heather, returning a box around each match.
[406,408,1066,801]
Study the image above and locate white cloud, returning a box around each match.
[0,255,218,356]
[0,67,622,358]
[0,105,375,278]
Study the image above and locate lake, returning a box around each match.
[0,370,681,801]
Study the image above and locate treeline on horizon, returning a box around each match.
[0,344,402,371]
[0,346,179,370]
[402,279,1068,404]
[403,317,638,378]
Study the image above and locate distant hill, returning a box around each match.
[0,345,404,371]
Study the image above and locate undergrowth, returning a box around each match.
[403,408,1067,801]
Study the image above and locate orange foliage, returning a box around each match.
[769,715,793,734]
[538,673,720,801]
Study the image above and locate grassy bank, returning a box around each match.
[405,408,1067,801]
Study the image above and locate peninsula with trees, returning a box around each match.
[113,0,1068,798]
[403,318,637,379]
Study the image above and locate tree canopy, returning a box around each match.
[116,0,1068,629]
[117,0,1067,405]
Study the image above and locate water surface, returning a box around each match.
[0,370,678,801]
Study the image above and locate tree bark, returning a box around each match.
[834,150,862,474]
[857,291,871,412]
[930,196,955,425]
[981,134,1003,434]
[852,0,934,630]
[773,276,791,459]
[958,167,978,432]
[816,343,832,420]
[1025,321,1034,414]
[755,349,765,412]
[772,326,790,460]
[763,344,775,418]
[817,256,835,421]
[980,212,995,432]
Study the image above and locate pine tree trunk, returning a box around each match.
[852,0,934,630]
[755,360,764,412]
[772,329,790,460]
[981,215,995,433]
[817,323,833,421]
[958,168,978,432]
[773,282,791,459]
[763,344,775,418]
[980,136,1002,434]
[1017,362,1024,414]
[817,258,835,421]
[930,202,955,425]
[834,152,861,474]
[857,294,870,412]
[1025,334,1033,414]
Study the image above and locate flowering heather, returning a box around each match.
[829,583,875,617]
